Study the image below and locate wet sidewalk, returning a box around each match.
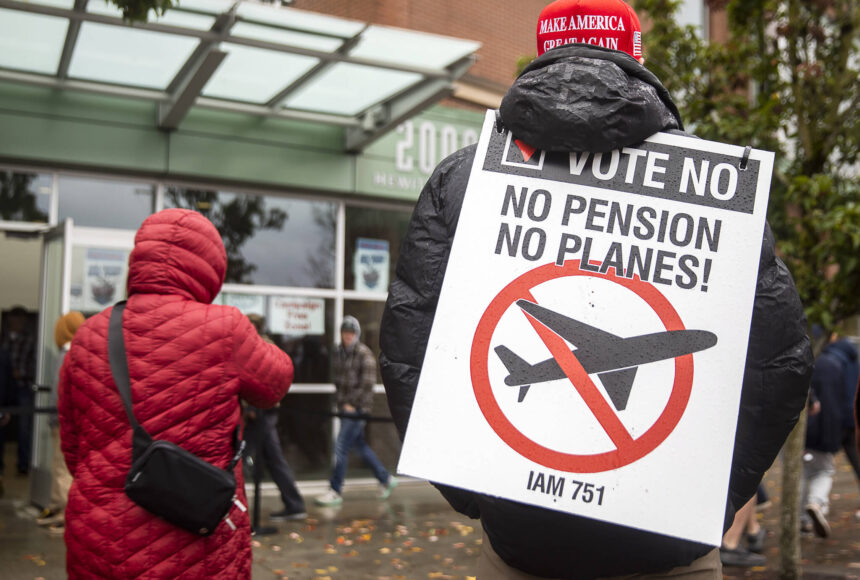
[1,454,858,579]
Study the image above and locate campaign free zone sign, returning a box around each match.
[397,111,774,546]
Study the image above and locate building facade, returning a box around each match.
[0,0,714,503]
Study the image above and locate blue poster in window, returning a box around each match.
[354,238,389,292]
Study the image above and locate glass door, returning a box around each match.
[30,219,72,508]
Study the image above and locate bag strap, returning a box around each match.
[108,301,153,458]
[109,301,244,468]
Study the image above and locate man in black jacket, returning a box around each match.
[380,1,812,578]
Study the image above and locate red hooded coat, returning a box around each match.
[59,209,293,579]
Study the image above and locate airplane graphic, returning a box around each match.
[495,300,718,409]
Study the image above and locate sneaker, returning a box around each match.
[36,509,64,527]
[746,528,766,554]
[805,503,830,538]
[720,546,766,567]
[378,476,398,500]
[270,509,307,521]
[47,523,65,536]
[314,489,343,507]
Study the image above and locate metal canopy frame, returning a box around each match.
[0,0,479,151]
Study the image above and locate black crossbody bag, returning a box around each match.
[108,301,245,536]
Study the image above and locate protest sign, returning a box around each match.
[397,110,774,545]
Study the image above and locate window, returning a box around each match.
[68,246,130,316]
[220,291,335,384]
[344,206,412,293]
[165,187,336,288]
[0,170,52,223]
[58,176,155,229]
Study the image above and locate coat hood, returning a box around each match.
[499,44,683,153]
[826,338,859,364]
[127,209,226,304]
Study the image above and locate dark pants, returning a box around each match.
[16,385,33,473]
[247,411,305,514]
[0,422,6,475]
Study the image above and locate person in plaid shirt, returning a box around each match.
[315,316,397,506]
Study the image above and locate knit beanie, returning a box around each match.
[341,315,361,339]
[54,311,85,349]
[537,0,642,59]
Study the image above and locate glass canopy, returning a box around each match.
[0,0,480,150]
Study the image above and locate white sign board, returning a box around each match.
[268,297,325,335]
[398,111,774,546]
[82,248,127,311]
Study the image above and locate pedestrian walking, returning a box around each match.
[34,310,84,535]
[380,1,812,578]
[1,305,36,475]
[58,209,294,579]
[802,334,858,537]
[0,344,13,497]
[315,316,396,506]
[244,313,306,521]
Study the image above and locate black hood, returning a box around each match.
[499,44,683,153]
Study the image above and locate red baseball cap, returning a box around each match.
[536,0,643,59]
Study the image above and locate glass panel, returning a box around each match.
[33,230,65,498]
[30,0,74,8]
[276,393,334,480]
[236,5,365,38]
[0,171,52,224]
[283,63,421,115]
[340,300,399,474]
[344,206,411,293]
[202,43,320,103]
[164,187,336,288]
[68,22,199,89]
[0,9,68,74]
[219,292,335,383]
[231,22,344,53]
[68,246,129,316]
[342,299,385,384]
[350,26,480,70]
[88,1,217,29]
[58,176,154,230]
[361,392,400,473]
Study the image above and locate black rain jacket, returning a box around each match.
[380,45,813,579]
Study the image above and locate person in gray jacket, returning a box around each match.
[315,316,397,506]
[379,0,812,578]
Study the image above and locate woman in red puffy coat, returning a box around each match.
[59,209,294,579]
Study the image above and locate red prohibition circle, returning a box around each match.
[470,260,694,473]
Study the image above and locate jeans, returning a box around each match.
[329,412,389,494]
[801,449,835,517]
